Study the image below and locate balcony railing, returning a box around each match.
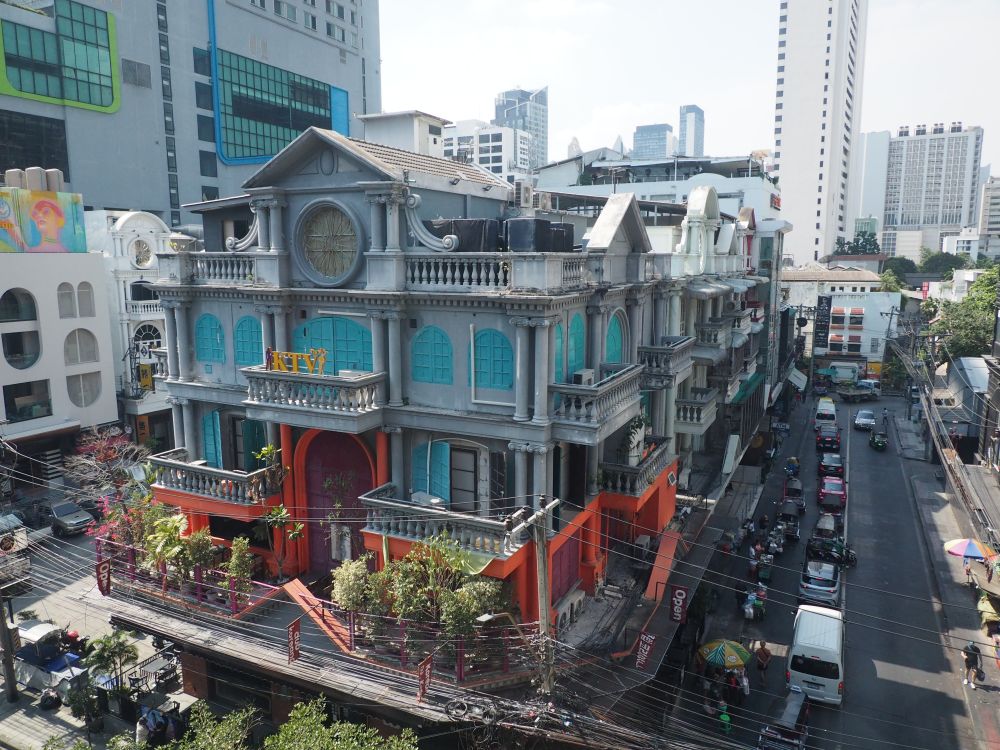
[550,364,644,430]
[637,336,695,384]
[403,252,589,294]
[190,253,257,284]
[360,483,519,558]
[599,437,675,496]
[156,251,281,287]
[125,300,163,316]
[151,448,282,504]
[695,320,730,348]
[675,387,719,429]
[726,309,753,336]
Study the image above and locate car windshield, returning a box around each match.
[820,428,838,438]
[857,410,875,420]
[52,503,79,516]
[822,454,842,466]
[821,479,843,493]
[804,562,839,585]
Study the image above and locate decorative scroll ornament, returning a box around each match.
[402,192,460,252]
[225,204,260,251]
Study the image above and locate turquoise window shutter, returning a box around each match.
[412,326,453,384]
[606,314,624,364]
[568,314,585,375]
[472,329,514,390]
[430,442,451,502]
[202,410,222,468]
[195,314,225,363]
[553,323,564,384]
[292,316,372,374]
[411,442,428,494]
[234,316,263,366]
[242,419,266,471]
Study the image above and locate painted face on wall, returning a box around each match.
[30,200,65,243]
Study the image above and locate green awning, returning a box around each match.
[816,368,839,376]
[731,372,764,405]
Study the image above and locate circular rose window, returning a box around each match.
[132,239,152,268]
[300,205,359,284]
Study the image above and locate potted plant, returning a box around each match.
[186,529,215,602]
[88,630,138,718]
[142,514,192,594]
[226,537,254,609]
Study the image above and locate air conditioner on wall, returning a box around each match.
[572,369,595,386]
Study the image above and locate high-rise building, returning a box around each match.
[772,0,868,265]
[492,87,548,170]
[442,119,532,183]
[0,0,381,227]
[632,124,674,160]
[854,124,983,260]
[979,176,1000,258]
[678,105,704,157]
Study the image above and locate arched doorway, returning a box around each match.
[301,431,374,574]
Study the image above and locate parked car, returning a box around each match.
[799,559,842,606]
[817,453,844,477]
[42,501,94,537]
[815,425,841,452]
[853,409,876,431]
[818,477,847,513]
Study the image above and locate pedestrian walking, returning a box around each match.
[963,641,983,689]
[755,641,772,687]
[965,557,974,586]
[882,407,889,427]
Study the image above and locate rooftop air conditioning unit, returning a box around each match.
[513,180,533,209]
[533,191,552,211]
[572,369,595,386]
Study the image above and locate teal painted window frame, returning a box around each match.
[471,329,514,390]
[234,315,263,366]
[194,314,225,363]
[553,323,564,383]
[291,316,372,375]
[202,410,222,468]
[568,314,585,375]
[241,419,266,471]
[606,314,624,364]
[412,440,450,502]
[411,326,453,384]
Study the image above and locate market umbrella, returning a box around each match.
[944,538,992,560]
[697,640,753,668]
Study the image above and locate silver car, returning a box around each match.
[799,559,842,606]
[853,409,876,431]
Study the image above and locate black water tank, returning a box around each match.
[549,222,575,251]
[506,218,552,252]
[422,219,501,252]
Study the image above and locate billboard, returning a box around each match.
[0,188,87,253]
[813,294,832,350]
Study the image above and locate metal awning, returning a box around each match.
[732,332,749,348]
[720,277,755,291]
[731,372,765,405]
[686,283,724,300]
[788,369,808,391]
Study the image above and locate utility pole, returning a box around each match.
[0,588,18,702]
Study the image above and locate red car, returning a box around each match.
[815,425,841,453]
[818,476,847,513]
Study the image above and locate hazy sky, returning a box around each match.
[378,0,999,169]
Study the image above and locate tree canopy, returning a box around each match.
[883,256,918,277]
[834,231,881,255]
[879,270,904,292]
[919,251,971,275]
[931,266,999,359]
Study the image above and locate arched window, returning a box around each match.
[66,372,101,407]
[606,313,625,364]
[64,329,99,365]
[471,329,513,390]
[411,326,453,384]
[234,316,264,366]
[553,323,564,383]
[194,314,225,363]
[568,314,585,375]
[57,283,76,318]
[291,316,372,375]
[0,288,38,323]
[76,282,95,317]
[133,324,162,354]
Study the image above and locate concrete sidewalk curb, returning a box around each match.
[907,475,953,634]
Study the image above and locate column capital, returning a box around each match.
[382,310,405,322]
[509,316,533,328]
[528,317,557,328]
[507,441,531,453]
[166,396,189,407]
[586,304,609,316]
[526,442,551,455]
[380,425,403,434]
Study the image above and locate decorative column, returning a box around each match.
[174,302,192,381]
[511,317,531,421]
[702,297,712,323]
[369,311,387,406]
[654,293,667,343]
[269,198,286,253]
[386,427,403,490]
[180,399,197,458]
[588,304,607,370]
[258,308,275,354]
[531,318,552,425]
[386,312,403,407]
[530,443,551,512]
[651,390,666,436]
[385,193,402,252]
[586,444,600,495]
[161,302,179,380]
[273,305,290,353]
[252,199,271,252]
[368,195,386,252]
[168,397,184,449]
[669,290,682,337]
[266,422,279,448]
[509,442,529,511]
[626,299,641,363]
[685,294,697,338]
[665,385,677,447]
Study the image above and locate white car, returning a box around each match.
[853,409,876,431]
[799,559,842,607]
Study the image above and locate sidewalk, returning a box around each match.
[0,693,131,750]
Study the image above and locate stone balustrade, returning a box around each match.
[696,320,730,348]
[404,252,590,294]
[599,437,675,496]
[637,336,695,382]
[550,364,644,428]
[151,448,282,504]
[125,300,163,316]
[360,484,519,557]
[675,387,719,427]
[243,367,383,415]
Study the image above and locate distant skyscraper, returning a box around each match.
[492,87,548,170]
[678,105,704,157]
[632,124,673,160]
[773,0,869,265]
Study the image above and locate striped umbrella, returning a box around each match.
[944,538,993,560]
[697,639,753,668]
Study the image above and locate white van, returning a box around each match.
[814,398,837,431]
[857,379,882,398]
[787,604,844,705]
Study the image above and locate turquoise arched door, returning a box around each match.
[606,314,624,364]
[292,316,373,374]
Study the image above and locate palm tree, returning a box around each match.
[88,630,139,695]
[144,514,192,593]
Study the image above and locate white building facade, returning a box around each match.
[979,176,1000,259]
[773,0,868,266]
[678,106,704,157]
[442,120,532,183]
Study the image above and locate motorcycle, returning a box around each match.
[807,538,857,568]
[869,431,888,452]
[784,458,801,478]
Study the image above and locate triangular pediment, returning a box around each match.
[586,192,652,255]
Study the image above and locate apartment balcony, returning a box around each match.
[695,320,730,349]
[360,483,522,559]
[636,336,695,388]
[151,448,282,505]
[403,252,589,294]
[599,437,676,496]
[674,387,719,436]
[157,251,281,287]
[242,366,385,433]
[124,300,163,318]
[725,308,753,336]
[549,363,644,445]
